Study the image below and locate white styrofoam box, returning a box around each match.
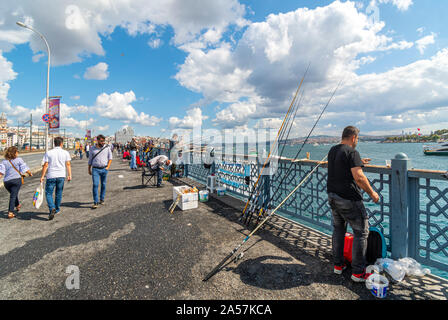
[178,200,198,211]
[173,186,198,202]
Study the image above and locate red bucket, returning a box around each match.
[343,232,354,264]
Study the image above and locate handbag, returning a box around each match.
[33,182,44,209]
[9,160,25,184]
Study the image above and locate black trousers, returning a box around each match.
[4,178,22,212]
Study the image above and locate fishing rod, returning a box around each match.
[242,94,302,225]
[203,154,328,281]
[241,64,310,221]
[242,93,302,224]
[243,89,306,225]
[253,80,343,224]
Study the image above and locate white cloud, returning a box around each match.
[213,100,257,128]
[97,124,110,132]
[416,33,436,55]
[378,0,413,11]
[94,90,162,127]
[0,50,18,115]
[148,38,162,49]
[0,0,247,65]
[84,62,109,80]
[177,1,417,128]
[169,107,208,129]
[70,95,80,100]
[31,53,45,63]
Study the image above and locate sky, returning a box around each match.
[0,0,447,139]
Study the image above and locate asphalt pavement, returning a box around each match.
[0,157,446,300]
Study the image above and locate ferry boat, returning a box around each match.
[423,142,448,156]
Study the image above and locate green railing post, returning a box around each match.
[390,153,410,259]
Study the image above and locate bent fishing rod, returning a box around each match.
[203,154,328,281]
[249,80,343,224]
[241,64,311,219]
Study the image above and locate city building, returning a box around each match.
[114,126,135,144]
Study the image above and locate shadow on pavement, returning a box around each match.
[0,210,48,221]
[61,201,92,209]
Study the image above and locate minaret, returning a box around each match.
[0,112,7,129]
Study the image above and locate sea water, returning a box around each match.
[276,142,448,279]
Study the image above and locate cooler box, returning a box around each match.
[173,186,198,211]
[343,232,354,264]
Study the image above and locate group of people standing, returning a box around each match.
[74,142,91,160]
[117,137,172,187]
[0,134,112,220]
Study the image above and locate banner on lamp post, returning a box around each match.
[49,96,61,134]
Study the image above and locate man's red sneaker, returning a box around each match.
[351,271,372,282]
[334,264,347,275]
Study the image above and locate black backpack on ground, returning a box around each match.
[366,227,387,265]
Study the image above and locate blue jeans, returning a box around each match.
[154,166,163,186]
[328,192,369,274]
[46,178,65,213]
[130,150,137,169]
[92,168,108,203]
[4,178,22,212]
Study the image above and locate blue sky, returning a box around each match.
[0,0,447,139]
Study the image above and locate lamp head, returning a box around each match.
[16,21,27,28]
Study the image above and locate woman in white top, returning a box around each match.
[0,146,33,219]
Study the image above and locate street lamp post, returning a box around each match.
[16,21,51,153]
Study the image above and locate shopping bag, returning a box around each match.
[33,183,44,209]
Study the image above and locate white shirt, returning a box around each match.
[149,155,168,169]
[43,147,71,179]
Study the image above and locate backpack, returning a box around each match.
[366,226,387,265]
[343,227,386,265]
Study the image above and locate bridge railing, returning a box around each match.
[181,149,448,276]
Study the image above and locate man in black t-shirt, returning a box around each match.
[327,126,379,283]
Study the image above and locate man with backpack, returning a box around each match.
[88,134,113,209]
[327,126,379,282]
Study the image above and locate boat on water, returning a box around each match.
[423,142,448,156]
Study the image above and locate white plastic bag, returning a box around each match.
[375,258,406,282]
[398,257,431,277]
[33,183,44,209]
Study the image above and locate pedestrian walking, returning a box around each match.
[129,138,138,170]
[88,134,113,209]
[327,126,379,282]
[40,137,72,221]
[148,154,171,187]
[79,144,84,160]
[0,146,33,219]
[85,143,90,158]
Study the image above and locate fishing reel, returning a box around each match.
[233,252,244,263]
